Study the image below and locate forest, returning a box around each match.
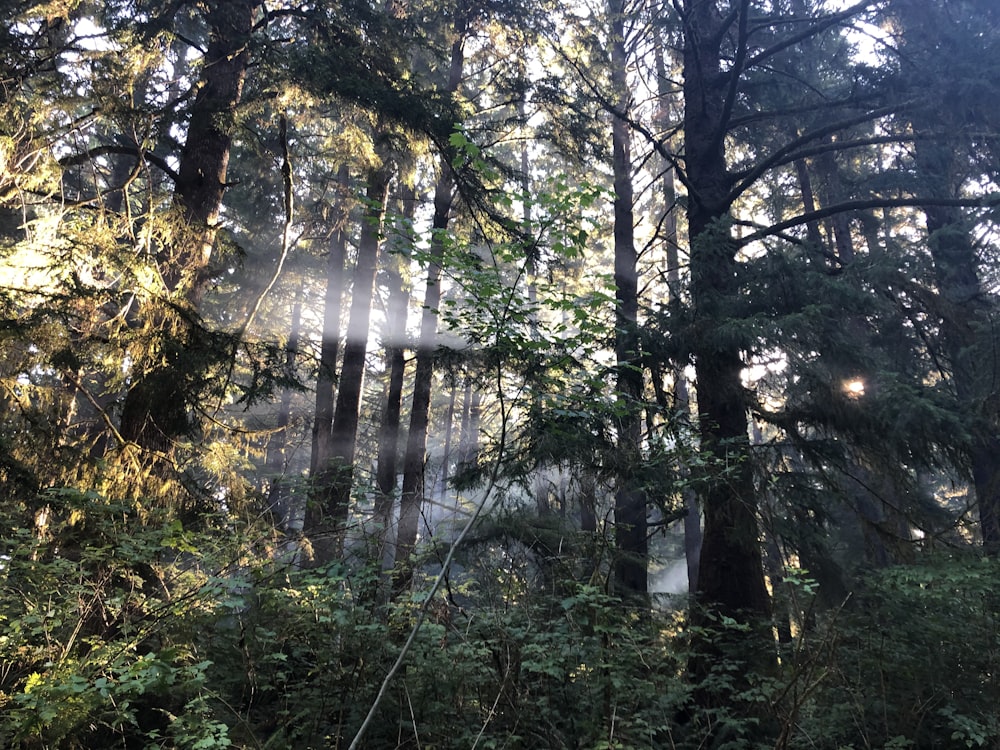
[1,0,999,747]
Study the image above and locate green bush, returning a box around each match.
[788,555,1000,749]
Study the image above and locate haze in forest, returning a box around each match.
[1,0,999,748]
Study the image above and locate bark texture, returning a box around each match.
[394,161,455,595]
[308,162,391,565]
[309,166,351,478]
[373,184,416,566]
[393,27,465,596]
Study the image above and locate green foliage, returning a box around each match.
[231,571,692,749]
[6,493,1000,750]
[0,488,248,749]
[3,1,1000,749]
[787,555,1000,749]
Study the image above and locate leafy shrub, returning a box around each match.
[788,555,1000,749]
[0,488,245,749]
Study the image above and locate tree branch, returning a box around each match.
[745,0,877,69]
[58,145,180,184]
[738,194,1000,245]
[727,103,906,202]
[713,0,751,154]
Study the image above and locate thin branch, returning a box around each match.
[713,0,751,154]
[727,103,907,201]
[732,131,913,178]
[210,114,297,422]
[745,0,876,69]
[58,145,180,184]
[347,395,507,750]
[739,194,1000,245]
[62,369,128,449]
[348,178,529,750]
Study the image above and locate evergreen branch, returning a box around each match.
[712,1,744,47]
[745,0,876,69]
[212,113,299,422]
[738,194,1000,245]
[238,113,296,338]
[727,103,906,202]
[733,132,912,172]
[726,94,883,131]
[58,145,180,184]
[713,0,751,155]
[252,6,309,32]
[541,31,693,196]
[61,369,128,449]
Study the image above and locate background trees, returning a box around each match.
[3,0,1000,747]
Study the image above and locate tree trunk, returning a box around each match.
[654,17,700,595]
[393,28,465,596]
[682,0,770,624]
[394,163,455,595]
[373,183,416,567]
[168,1,253,304]
[309,166,351,478]
[456,379,482,474]
[308,161,391,565]
[922,187,1000,554]
[793,158,825,251]
[265,288,303,531]
[436,383,458,502]
[899,0,1000,555]
[119,0,254,452]
[608,0,646,601]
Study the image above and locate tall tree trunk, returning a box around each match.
[793,158,825,251]
[394,163,455,595]
[308,160,392,565]
[373,183,416,567]
[654,16,700,595]
[168,2,254,304]
[119,0,254,452]
[436,383,458,502]
[919,158,1000,554]
[680,3,775,725]
[608,0,647,600]
[456,378,482,475]
[683,0,769,623]
[309,166,351,477]
[815,149,856,264]
[899,0,1000,554]
[393,27,465,596]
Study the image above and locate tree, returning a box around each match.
[895,0,1000,555]
[373,182,416,571]
[307,153,392,564]
[9,0,1000,747]
[309,166,350,491]
[608,0,648,599]
[394,7,469,596]
[118,0,256,453]
[679,0,771,627]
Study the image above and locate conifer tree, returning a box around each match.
[393,6,469,596]
[308,155,392,564]
[119,0,255,453]
[895,0,1000,555]
[608,0,647,599]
